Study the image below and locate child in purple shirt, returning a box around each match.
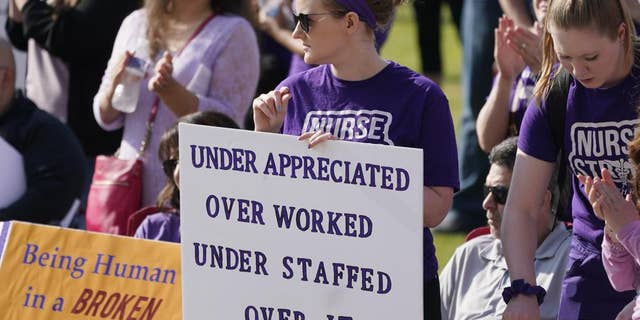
[501,0,639,319]
[134,111,239,243]
[252,1,459,319]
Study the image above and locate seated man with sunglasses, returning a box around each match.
[439,137,571,320]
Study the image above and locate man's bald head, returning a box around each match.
[0,38,15,70]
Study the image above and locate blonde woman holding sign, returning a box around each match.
[252,0,459,318]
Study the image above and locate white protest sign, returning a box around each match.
[0,137,26,208]
[180,124,423,320]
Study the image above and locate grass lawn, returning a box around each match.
[380,4,469,271]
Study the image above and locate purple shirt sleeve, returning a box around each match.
[421,87,459,190]
[134,217,151,239]
[133,212,181,243]
[517,98,558,163]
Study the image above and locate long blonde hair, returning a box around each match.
[145,0,254,59]
[534,0,637,101]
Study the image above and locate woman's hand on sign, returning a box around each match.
[298,130,338,149]
[253,87,291,133]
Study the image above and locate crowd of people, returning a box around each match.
[3,0,640,319]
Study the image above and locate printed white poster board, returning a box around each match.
[0,137,25,208]
[180,124,423,319]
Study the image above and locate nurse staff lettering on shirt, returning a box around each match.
[569,119,639,195]
[302,110,393,145]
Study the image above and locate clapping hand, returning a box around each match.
[148,52,175,93]
[495,15,525,81]
[505,21,543,73]
[578,169,639,234]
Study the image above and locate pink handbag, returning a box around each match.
[85,156,144,234]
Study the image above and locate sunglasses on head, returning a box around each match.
[162,158,178,177]
[292,11,343,33]
[483,185,509,205]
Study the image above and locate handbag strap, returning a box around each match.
[138,12,217,156]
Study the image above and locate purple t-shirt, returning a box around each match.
[519,70,640,252]
[509,67,537,133]
[134,212,181,243]
[278,61,460,280]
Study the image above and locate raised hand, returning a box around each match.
[148,51,174,93]
[506,21,543,73]
[253,87,291,133]
[495,15,525,81]
[591,169,639,233]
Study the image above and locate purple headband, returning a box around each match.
[335,0,377,30]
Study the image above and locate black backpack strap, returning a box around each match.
[546,69,573,222]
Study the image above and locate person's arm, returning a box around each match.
[477,75,516,153]
[421,85,459,228]
[16,0,138,62]
[615,220,640,280]
[260,15,304,57]
[5,0,28,51]
[93,11,140,130]
[148,52,199,118]
[498,0,533,27]
[477,16,523,152]
[424,186,454,228]
[602,230,637,292]
[0,109,86,223]
[501,150,555,319]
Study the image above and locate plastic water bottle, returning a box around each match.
[259,0,281,18]
[111,56,146,113]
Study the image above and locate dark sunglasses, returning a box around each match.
[292,12,340,33]
[483,185,509,205]
[162,158,179,177]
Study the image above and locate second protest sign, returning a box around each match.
[180,124,423,319]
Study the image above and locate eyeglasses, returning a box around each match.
[162,158,178,177]
[292,12,339,33]
[483,185,509,205]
